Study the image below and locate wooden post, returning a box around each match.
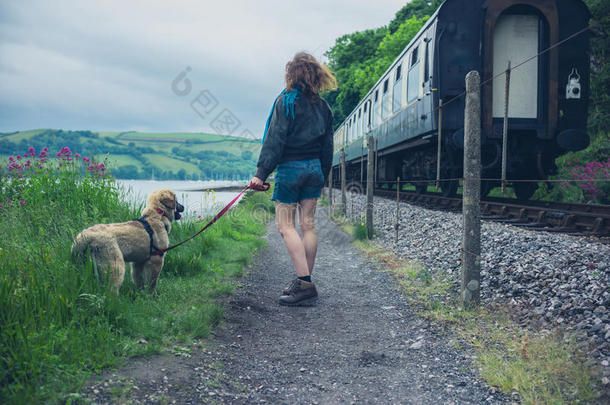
[350,187,354,218]
[462,71,482,307]
[436,100,443,189]
[328,167,333,215]
[374,138,379,186]
[395,177,400,244]
[366,136,375,238]
[341,149,347,214]
[501,61,511,194]
[360,144,364,190]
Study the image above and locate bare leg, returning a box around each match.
[298,198,318,275]
[275,202,309,277]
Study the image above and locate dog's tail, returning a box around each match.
[71,231,92,265]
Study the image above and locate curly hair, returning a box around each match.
[285,52,337,100]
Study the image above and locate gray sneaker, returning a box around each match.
[279,278,318,306]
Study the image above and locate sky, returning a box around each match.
[0,0,407,137]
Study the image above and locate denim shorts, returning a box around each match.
[271,158,324,204]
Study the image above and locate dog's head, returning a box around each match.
[146,189,185,221]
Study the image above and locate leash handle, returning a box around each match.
[152,182,270,256]
[249,181,270,191]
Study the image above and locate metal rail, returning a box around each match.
[373,188,610,238]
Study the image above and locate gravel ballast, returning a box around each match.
[338,189,610,383]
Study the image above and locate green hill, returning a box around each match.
[0,129,261,180]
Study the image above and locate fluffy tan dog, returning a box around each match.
[71,189,184,293]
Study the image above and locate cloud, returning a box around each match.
[0,0,406,134]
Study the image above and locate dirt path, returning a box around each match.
[85,209,510,404]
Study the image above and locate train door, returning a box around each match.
[492,13,540,119]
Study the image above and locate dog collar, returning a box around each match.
[156,208,165,216]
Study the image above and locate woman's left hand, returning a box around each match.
[249,176,263,189]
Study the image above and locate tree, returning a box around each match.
[584,0,610,136]
[323,14,428,128]
[388,0,442,33]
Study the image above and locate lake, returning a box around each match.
[116,179,251,218]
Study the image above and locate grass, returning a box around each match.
[0,151,274,404]
[334,214,602,404]
[328,203,372,240]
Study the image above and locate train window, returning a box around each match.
[424,40,430,82]
[407,46,420,102]
[347,119,350,142]
[393,63,403,113]
[372,90,379,127]
[410,45,419,67]
[381,79,390,120]
[357,109,361,138]
[346,121,349,143]
[345,122,349,143]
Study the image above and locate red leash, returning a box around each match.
[152,182,270,256]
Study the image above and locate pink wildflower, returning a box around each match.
[16,155,21,160]
[19,200,25,206]
[9,156,14,162]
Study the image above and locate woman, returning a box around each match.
[250,52,336,306]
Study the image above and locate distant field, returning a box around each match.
[106,154,142,167]
[141,153,201,173]
[116,131,231,141]
[0,129,48,142]
[0,129,260,179]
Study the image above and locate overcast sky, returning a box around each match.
[0,0,406,137]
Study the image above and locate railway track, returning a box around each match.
[371,188,610,237]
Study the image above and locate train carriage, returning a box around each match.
[330,0,591,199]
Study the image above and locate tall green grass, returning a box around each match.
[0,147,273,403]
